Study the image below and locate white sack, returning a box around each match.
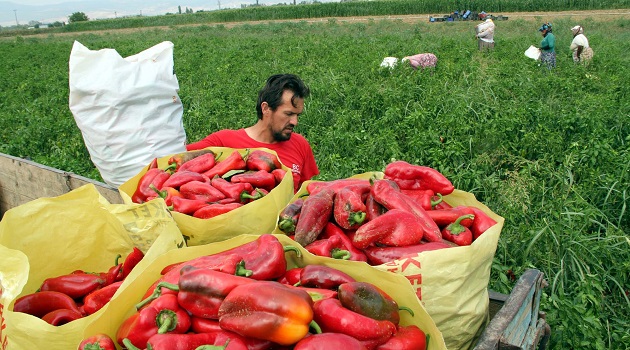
[525,45,541,60]
[380,56,399,69]
[69,41,187,187]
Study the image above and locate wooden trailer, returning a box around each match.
[0,152,550,349]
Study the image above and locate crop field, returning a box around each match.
[0,2,629,349]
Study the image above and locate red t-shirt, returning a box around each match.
[186,129,319,192]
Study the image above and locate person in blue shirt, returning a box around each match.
[538,23,556,69]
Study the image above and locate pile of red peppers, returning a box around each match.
[12,247,144,326]
[130,149,287,220]
[75,234,427,350]
[278,160,498,265]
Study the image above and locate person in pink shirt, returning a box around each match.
[186,74,319,192]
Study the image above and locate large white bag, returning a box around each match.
[69,41,187,187]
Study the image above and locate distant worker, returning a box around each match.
[402,53,438,71]
[570,25,594,64]
[186,74,319,192]
[476,18,495,50]
[538,23,556,69]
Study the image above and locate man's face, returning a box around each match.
[264,90,304,142]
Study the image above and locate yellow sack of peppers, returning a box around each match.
[119,147,294,246]
[275,173,504,350]
[0,184,184,350]
[80,233,448,350]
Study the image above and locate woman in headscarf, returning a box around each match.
[570,25,594,64]
[476,18,495,51]
[538,23,556,69]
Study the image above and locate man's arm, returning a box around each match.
[186,132,224,151]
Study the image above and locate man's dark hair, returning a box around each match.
[256,74,310,119]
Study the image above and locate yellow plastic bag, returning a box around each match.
[0,184,185,350]
[276,174,504,350]
[82,233,448,350]
[119,147,294,246]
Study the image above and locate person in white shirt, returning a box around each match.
[476,19,495,51]
[570,25,594,64]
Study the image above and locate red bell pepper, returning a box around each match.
[150,185,183,207]
[131,164,176,203]
[39,273,106,300]
[203,150,247,179]
[180,180,226,202]
[298,264,356,290]
[442,214,475,246]
[287,284,339,302]
[190,316,222,333]
[190,318,275,350]
[121,247,145,280]
[312,298,396,343]
[230,170,277,192]
[116,293,191,349]
[307,179,371,196]
[82,281,123,315]
[272,168,287,185]
[123,331,249,350]
[41,308,83,326]
[161,170,209,189]
[426,205,475,228]
[294,187,335,247]
[363,241,453,265]
[153,234,292,295]
[144,255,251,300]
[365,193,386,222]
[211,177,255,203]
[176,268,255,319]
[294,333,368,350]
[320,222,368,262]
[13,290,81,318]
[338,282,413,325]
[169,196,210,215]
[371,180,442,242]
[333,187,367,230]
[471,207,498,240]
[277,198,304,234]
[400,189,436,210]
[305,235,351,260]
[376,325,427,350]
[277,267,304,285]
[218,281,316,346]
[178,151,218,174]
[193,202,243,219]
[352,209,424,249]
[168,149,215,171]
[78,333,117,350]
[246,149,282,172]
[384,160,454,195]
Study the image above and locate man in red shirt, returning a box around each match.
[186,74,319,192]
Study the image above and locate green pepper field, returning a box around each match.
[0,1,628,348]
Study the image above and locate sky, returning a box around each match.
[1,0,328,27]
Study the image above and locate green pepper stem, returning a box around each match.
[195,339,230,350]
[234,260,253,277]
[331,249,351,260]
[123,338,142,350]
[284,245,302,258]
[309,320,322,334]
[156,309,177,333]
[431,193,443,207]
[398,305,415,317]
[135,282,179,310]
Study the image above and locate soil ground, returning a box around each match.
[5,9,629,39]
